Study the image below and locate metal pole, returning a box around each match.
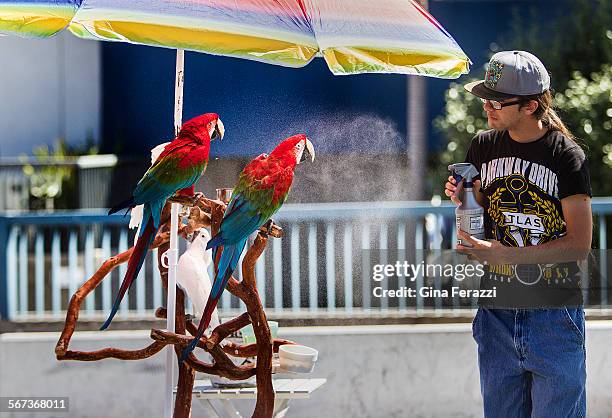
[57,33,66,141]
[164,48,184,418]
[407,0,428,200]
[0,218,9,319]
[407,75,427,200]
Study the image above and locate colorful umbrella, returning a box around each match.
[1,0,469,78]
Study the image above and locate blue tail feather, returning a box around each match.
[180,334,199,363]
[212,239,246,296]
[206,233,224,250]
[100,207,156,330]
[180,238,248,362]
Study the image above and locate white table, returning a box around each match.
[177,378,327,418]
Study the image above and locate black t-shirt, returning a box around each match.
[464,129,591,307]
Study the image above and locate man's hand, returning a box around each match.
[444,176,484,206]
[444,175,462,205]
[456,229,506,264]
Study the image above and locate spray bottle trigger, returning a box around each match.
[452,173,463,185]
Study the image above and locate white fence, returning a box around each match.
[1,199,611,321]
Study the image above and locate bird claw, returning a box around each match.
[169,192,205,208]
[258,219,273,236]
[168,194,195,206]
[259,219,283,238]
[192,192,205,204]
[208,199,226,213]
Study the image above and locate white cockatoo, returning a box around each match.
[129,142,171,242]
[177,228,220,333]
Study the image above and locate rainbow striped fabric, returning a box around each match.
[0,0,470,78]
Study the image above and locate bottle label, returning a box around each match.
[469,216,483,231]
[456,212,484,247]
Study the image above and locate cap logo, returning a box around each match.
[484,59,504,89]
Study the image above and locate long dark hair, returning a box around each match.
[520,90,576,141]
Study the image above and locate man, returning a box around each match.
[445,51,592,417]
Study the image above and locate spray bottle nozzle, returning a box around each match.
[448,163,479,187]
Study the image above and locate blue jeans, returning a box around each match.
[472,308,586,418]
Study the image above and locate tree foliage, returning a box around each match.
[555,66,612,195]
[430,0,612,197]
[505,0,612,92]
[21,139,98,209]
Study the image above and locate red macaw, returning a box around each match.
[100,113,224,330]
[180,133,315,361]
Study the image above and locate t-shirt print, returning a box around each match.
[479,156,565,247]
[464,129,592,307]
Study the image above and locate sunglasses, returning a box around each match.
[480,98,523,110]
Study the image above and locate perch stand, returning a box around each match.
[55,195,297,418]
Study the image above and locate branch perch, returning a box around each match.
[54,195,298,418]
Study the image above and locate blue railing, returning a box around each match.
[1,199,611,321]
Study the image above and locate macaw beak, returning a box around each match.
[212,118,225,141]
[300,138,315,163]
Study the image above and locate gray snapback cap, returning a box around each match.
[465,51,550,100]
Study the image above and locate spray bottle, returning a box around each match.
[448,163,484,247]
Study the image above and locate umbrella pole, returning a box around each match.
[165,48,185,418]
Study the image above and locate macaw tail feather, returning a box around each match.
[109,197,135,216]
[212,245,220,271]
[206,233,224,251]
[180,332,200,363]
[100,217,157,330]
[180,241,245,362]
[179,293,219,362]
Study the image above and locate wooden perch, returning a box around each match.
[55,231,172,359]
[54,195,296,418]
[154,308,295,358]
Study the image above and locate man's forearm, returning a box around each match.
[494,235,590,265]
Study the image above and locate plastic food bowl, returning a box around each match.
[278,345,318,373]
[241,321,279,344]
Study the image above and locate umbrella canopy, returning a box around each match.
[0,0,469,78]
